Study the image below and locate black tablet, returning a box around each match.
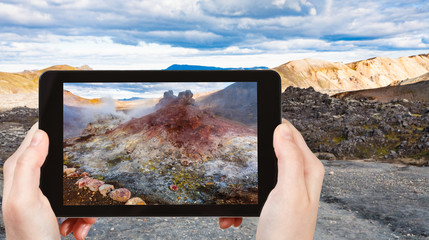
[39,70,281,217]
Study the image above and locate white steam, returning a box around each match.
[64,97,158,139]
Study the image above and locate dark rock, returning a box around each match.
[281,86,429,165]
[315,152,336,160]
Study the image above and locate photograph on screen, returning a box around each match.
[62,82,258,206]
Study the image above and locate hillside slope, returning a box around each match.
[274,54,429,92]
[0,65,90,94]
[333,80,429,103]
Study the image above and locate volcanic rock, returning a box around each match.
[99,184,115,197]
[109,188,131,202]
[125,197,146,205]
[282,86,429,166]
[86,178,105,191]
[64,168,76,175]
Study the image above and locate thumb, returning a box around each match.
[10,130,49,198]
[273,124,306,193]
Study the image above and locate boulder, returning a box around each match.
[86,179,105,191]
[64,167,76,175]
[76,177,93,189]
[109,188,131,202]
[66,172,80,177]
[99,184,115,197]
[125,197,146,205]
[80,172,90,177]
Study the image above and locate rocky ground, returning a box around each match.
[282,87,429,166]
[1,87,428,239]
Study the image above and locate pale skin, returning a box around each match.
[2,120,324,239]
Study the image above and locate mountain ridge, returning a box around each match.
[274,53,429,92]
[1,53,429,94]
[0,65,91,94]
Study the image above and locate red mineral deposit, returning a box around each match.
[169,184,178,191]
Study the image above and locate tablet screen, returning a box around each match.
[62,82,258,206]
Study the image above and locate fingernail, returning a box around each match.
[30,130,43,146]
[280,125,293,141]
[80,224,91,240]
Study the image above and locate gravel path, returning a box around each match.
[2,160,427,239]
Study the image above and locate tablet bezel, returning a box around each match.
[39,70,280,217]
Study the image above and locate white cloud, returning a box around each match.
[145,31,222,43]
[0,0,428,72]
[0,2,51,24]
[199,0,316,18]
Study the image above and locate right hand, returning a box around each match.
[256,120,325,239]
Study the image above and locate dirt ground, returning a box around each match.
[1,160,427,240]
[1,101,428,239]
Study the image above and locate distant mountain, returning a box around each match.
[197,82,257,125]
[165,64,268,70]
[118,97,145,101]
[0,65,91,94]
[274,54,429,93]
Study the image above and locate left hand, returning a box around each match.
[2,123,97,240]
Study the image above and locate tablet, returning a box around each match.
[39,70,281,217]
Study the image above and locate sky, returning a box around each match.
[1,0,428,72]
[64,82,234,99]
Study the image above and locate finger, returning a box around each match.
[3,123,39,200]
[281,120,325,201]
[60,218,78,237]
[72,218,94,240]
[281,119,315,159]
[80,217,97,224]
[273,124,306,193]
[219,218,235,229]
[233,218,243,227]
[7,129,49,200]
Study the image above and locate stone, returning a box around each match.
[80,172,90,177]
[67,172,80,177]
[99,184,115,197]
[109,188,131,202]
[64,167,76,175]
[125,197,146,205]
[86,179,105,191]
[76,177,93,188]
[328,171,335,175]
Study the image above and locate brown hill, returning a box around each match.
[332,79,429,103]
[0,65,91,94]
[64,90,102,106]
[389,72,429,86]
[274,53,429,92]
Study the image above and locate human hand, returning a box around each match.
[256,120,325,239]
[218,120,324,236]
[2,123,97,240]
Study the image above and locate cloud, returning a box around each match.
[0,0,428,71]
[0,2,51,25]
[64,82,232,99]
[199,0,316,18]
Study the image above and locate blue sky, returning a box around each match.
[64,82,234,99]
[1,0,428,72]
